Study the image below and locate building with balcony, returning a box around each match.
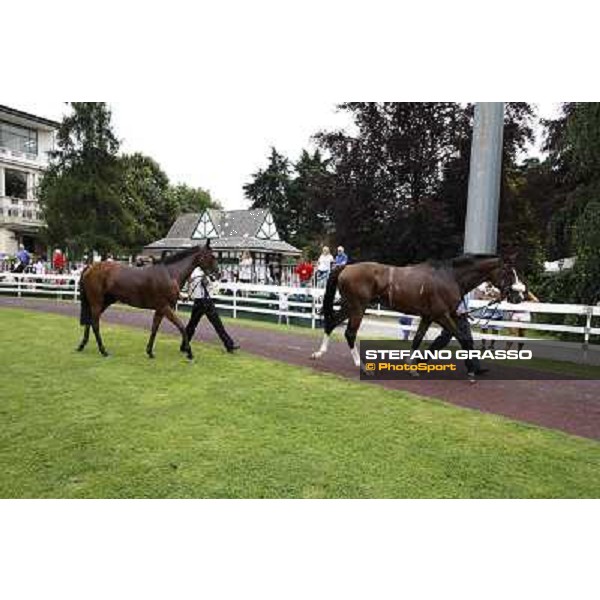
[0,104,60,257]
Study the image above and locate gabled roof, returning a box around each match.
[166,209,272,240]
[146,208,301,256]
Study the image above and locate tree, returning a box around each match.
[315,102,471,263]
[571,199,600,303]
[244,147,293,237]
[121,153,175,249]
[39,103,130,257]
[168,183,219,214]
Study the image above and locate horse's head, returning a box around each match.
[487,252,524,303]
[194,239,219,277]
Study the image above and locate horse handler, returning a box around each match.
[181,266,240,353]
[428,294,488,378]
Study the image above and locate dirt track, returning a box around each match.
[2,296,600,441]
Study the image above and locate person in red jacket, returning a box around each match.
[52,249,66,274]
[295,260,314,287]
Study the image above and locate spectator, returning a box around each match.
[13,244,30,273]
[398,316,412,341]
[505,283,539,352]
[295,259,314,287]
[316,246,334,286]
[34,257,46,276]
[278,292,290,326]
[335,245,349,266]
[239,251,253,284]
[53,249,66,274]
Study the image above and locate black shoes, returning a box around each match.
[227,344,240,353]
[473,368,489,376]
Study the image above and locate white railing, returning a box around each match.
[0,197,43,223]
[1,272,599,348]
[0,272,79,300]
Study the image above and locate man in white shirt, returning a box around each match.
[181,267,239,353]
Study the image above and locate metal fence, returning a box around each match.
[2,272,599,348]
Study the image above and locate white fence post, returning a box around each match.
[73,276,79,302]
[17,275,21,298]
[583,305,593,352]
[233,286,237,319]
[311,292,316,329]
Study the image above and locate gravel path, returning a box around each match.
[3,296,600,441]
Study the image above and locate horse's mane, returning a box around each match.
[428,253,499,270]
[160,245,205,265]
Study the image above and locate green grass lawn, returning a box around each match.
[1,307,599,498]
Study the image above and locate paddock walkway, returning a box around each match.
[2,296,600,441]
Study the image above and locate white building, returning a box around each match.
[0,104,59,256]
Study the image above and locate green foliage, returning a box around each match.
[3,308,600,498]
[571,199,600,303]
[244,148,331,249]
[542,103,600,302]
[39,103,219,257]
[121,153,174,249]
[168,183,219,214]
[39,102,130,256]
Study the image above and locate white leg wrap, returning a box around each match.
[350,345,360,367]
[311,334,330,359]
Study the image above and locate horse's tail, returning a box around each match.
[322,265,346,331]
[79,266,92,326]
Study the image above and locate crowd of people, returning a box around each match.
[295,245,348,287]
[1,246,84,276]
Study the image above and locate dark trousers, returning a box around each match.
[185,298,235,350]
[429,314,481,373]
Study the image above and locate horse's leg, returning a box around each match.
[77,325,90,352]
[146,311,164,359]
[344,308,366,368]
[411,317,432,352]
[91,307,109,357]
[401,317,432,376]
[311,302,349,360]
[163,306,193,360]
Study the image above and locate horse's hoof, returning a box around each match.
[186,353,194,361]
[76,346,84,352]
[147,352,155,359]
[311,352,321,360]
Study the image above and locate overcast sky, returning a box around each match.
[4,101,561,210]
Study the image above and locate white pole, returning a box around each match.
[464,102,505,254]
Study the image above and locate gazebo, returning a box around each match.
[144,208,301,283]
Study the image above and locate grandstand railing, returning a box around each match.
[1,272,599,348]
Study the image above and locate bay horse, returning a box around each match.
[311,253,520,372]
[77,241,218,359]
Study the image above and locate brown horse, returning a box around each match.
[311,253,519,370]
[77,242,218,359]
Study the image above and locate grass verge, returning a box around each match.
[1,307,599,498]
